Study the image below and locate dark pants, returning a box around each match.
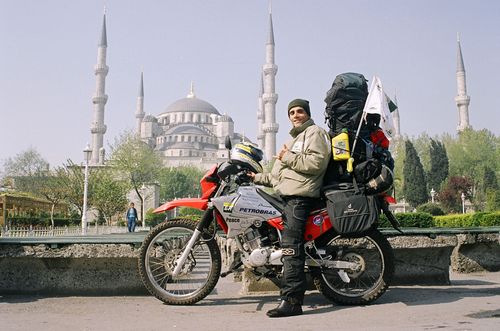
[280,196,316,305]
[127,218,136,232]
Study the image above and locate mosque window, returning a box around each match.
[194,136,198,142]
[187,136,191,142]
[179,150,182,156]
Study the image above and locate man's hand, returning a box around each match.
[248,172,256,181]
[274,144,288,161]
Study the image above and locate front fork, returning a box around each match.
[171,206,215,277]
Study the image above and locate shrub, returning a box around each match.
[145,209,167,227]
[416,203,445,216]
[380,212,434,228]
[434,212,500,227]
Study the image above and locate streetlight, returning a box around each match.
[430,188,436,204]
[141,183,147,230]
[461,192,466,214]
[81,144,92,235]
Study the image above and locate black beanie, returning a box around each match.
[287,99,311,117]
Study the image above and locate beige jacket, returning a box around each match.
[254,119,331,198]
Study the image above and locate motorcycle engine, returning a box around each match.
[240,226,278,267]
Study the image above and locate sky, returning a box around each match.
[1,0,499,168]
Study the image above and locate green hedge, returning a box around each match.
[433,212,500,227]
[380,211,500,228]
[380,212,434,228]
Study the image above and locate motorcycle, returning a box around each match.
[138,140,398,306]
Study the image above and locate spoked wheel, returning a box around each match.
[138,218,221,305]
[313,229,394,305]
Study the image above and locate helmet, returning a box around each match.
[231,142,264,173]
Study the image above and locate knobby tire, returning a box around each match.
[138,218,221,305]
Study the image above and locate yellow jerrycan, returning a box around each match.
[331,129,350,161]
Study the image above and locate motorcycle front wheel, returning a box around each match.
[313,229,394,305]
[138,218,221,305]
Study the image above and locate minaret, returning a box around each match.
[90,10,109,165]
[455,34,470,132]
[135,72,145,136]
[261,6,279,160]
[392,93,401,139]
[257,74,265,150]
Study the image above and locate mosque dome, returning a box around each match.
[159,84,220,116]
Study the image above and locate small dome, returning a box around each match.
[143,114,157,122]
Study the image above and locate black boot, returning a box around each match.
[266,300,303,318]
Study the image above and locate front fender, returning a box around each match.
[153,198,209,213]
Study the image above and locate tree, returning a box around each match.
[439,176,473,213]
[443,128,499,209]
[92,169,129,226]
[159,166,205,202]
[402,140,428,207]
[11,171,68,227]
[58,160,98,217]
[2,147,49,188]
[109,131,163,225]
[427,139,449,192]
[412,133,432,173]
[391,138,406,200]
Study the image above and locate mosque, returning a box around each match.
[86,9,471,169]
[87,9,278,169]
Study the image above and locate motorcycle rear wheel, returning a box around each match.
[138,218,221,305]
[313,229,394,305]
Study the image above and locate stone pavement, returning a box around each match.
[1,271,499,331]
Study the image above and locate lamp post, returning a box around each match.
[461,192,466,214]
[430,188,436,204]
[141,183,147,230]
[81,144,92,235]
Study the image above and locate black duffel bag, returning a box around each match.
[325,188,379,236]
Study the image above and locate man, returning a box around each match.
[249,98,331,317]
[126,202,138,232]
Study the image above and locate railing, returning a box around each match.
[0,225,131,237]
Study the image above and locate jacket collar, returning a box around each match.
[289,118,314,138]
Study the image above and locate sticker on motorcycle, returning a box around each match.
[313,215,324,226]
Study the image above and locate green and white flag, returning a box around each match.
[363,76,397,139]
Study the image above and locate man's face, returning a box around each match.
[288,106,310,128]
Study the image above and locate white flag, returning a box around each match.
[362,76,396,139]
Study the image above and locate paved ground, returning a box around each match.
[1,271,499,331]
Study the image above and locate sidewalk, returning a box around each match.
[1,271,499,331]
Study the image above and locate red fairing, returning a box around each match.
[153,198,208,214]
[200,164,218,199]
[304,209,332,241]
[268,210,332,241]
[215,212,228,234]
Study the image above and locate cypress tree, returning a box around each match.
[427,139,449,191]
[403,140,428,207]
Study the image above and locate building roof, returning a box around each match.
[160,96,220,116]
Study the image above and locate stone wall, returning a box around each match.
[0,233,498,295]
